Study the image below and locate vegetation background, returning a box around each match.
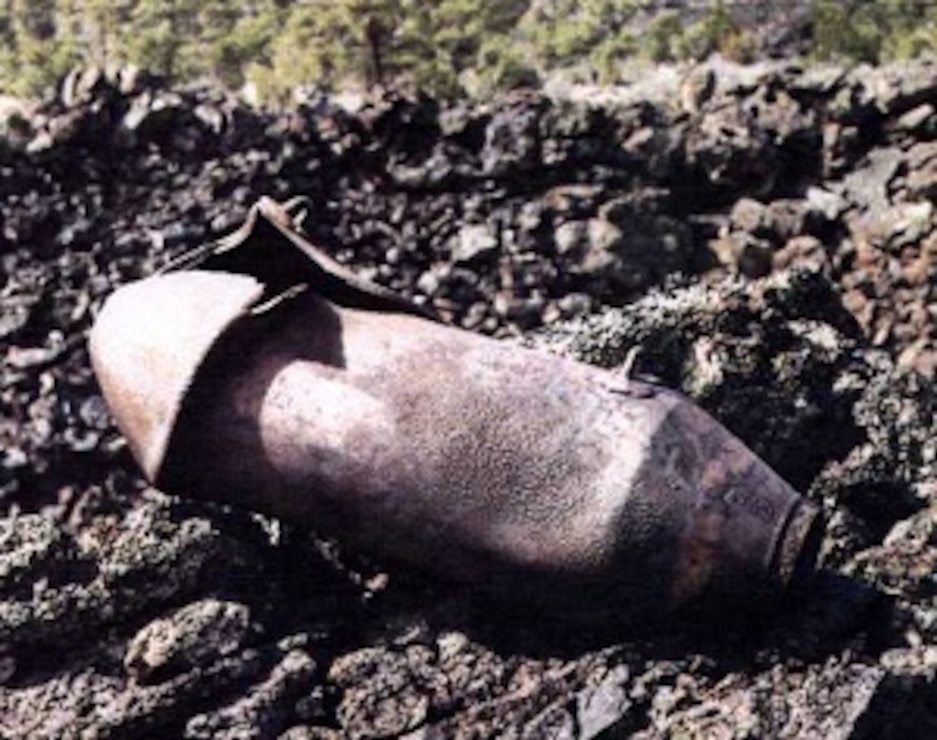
[3,0,937,103]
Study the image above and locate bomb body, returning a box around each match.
[89,201,821,618]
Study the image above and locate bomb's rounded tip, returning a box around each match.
[90,271,264,482]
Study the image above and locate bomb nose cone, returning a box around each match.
[89,271,264,482]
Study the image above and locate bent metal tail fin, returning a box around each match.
[163,196,438,321]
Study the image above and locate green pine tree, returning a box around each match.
[2,0,80,97]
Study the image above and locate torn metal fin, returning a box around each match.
[163,196,438,321]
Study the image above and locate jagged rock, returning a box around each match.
[708,230,774,277]
[839,146,904,221]
[60,66,112,109]
[124,599,254,684]
[685,101,780,197]
[895,103,937,133]
[451,223,498,263]
[638,659,885,739]
[0,496,250,650]
[904,141,937,201]
[728,196,769,235]
[481,98,543,175]
[185,649,317,740]
[873,58,937,115]
[773,234,828,273]
[806,185,848,221]
[121,90,187,142]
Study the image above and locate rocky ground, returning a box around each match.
[1,57,936,737]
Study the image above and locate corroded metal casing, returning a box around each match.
[90,200,822,618]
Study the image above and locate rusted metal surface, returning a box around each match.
[89,270,265,482]
[89,199,822,617]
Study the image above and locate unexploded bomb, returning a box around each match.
[90,198,822,620]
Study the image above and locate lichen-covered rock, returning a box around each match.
[185,648,317,740]
[0,495,244,650]
[124,599,254,684]
[534,269,864,489]
[637,658,885,740]
[0,645,269,739]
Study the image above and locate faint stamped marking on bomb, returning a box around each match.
[723,485,777,524]
[692,424,779,524]
[657,435,777,526]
